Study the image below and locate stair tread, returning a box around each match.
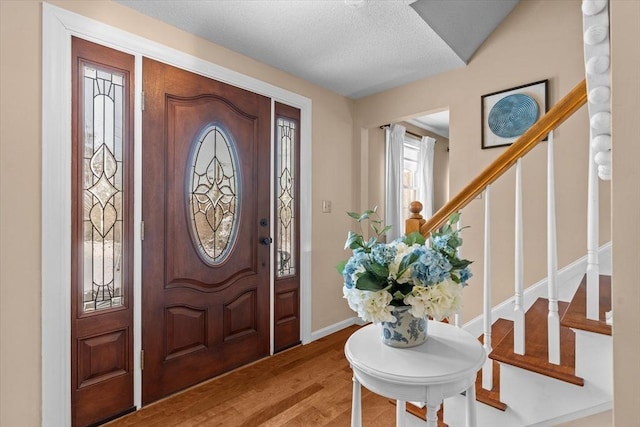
[475,318,512,411]
[490,298,584,386]
[560,275,611,335]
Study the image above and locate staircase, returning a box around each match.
[403,248,613,426]
[465,272,613,426]
[400,3,613,424]
[402,75,612,423]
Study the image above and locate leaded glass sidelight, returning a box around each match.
[82,65,125,312]
[188,125,239,264]
[276,118,296,278]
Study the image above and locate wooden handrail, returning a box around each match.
[419,79,588,237]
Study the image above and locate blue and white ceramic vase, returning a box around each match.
[380,306,428,348]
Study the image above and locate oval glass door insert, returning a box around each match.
[187,125,239,265]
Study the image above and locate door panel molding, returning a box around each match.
[164,306,207,360]
[43,4,311,424]
[77,329,128,388]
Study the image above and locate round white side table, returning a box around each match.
[344,321,486,427]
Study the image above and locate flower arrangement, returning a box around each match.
[338,208,472,324]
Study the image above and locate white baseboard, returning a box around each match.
[310,316,365,342]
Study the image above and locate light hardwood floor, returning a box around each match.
[108,325,400,426]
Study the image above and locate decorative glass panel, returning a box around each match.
[276,118,296,278]
[82,65,125,312]
[188,125,239,264]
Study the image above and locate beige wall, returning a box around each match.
[0,1,356,424]
[611,0,640,425]
[0,0,635,425]
[354,0,612,324]
[1,2,43,426]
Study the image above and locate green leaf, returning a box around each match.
[381,225,393,235]
[397,252,419,277]
[367,261,389,278]
[344,231,363,250]
[358,212,371,222]
[449,212,460,225]
[347,211,361,220]
[450,259,472,269]
[356,272,385,291]
[336,259,348,275]
[359,208,375,221]
[371,223,380,235]
[404,231,425,246]
[393,290,406,301]
[449,235,462,248]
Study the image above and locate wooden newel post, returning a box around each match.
[405,201,426,236]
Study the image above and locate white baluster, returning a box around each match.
[547,132,560,365]
[514,159,526,355]
[482,186,493,390]
[586,129,600,320]
[454,217,463,328]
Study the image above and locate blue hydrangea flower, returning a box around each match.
[432,234,450,250]
[371,242,397,266]
[459,267,473,285]
[342,251,369,289]
[410,247,452,286]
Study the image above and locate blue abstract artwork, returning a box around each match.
[481,79,548,149]
[488,94,539,138]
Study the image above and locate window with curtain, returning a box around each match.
[402,136,421,219]
[386,124,436,239]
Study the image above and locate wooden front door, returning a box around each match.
[141,58,272,404]
[71,37,135,426]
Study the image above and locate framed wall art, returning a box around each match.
[481,79,548,149]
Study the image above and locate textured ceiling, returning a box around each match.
[116,0,519,99]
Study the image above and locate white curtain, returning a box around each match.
[385,124,406,241]
[417,136,436,218]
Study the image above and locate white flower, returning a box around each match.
[403,279,464,321]
[343,286,396,324]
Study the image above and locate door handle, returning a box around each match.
[261,237,273,246]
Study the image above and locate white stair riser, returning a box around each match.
[574,329,613,394]
[498,363,611,425]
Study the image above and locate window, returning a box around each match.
[402,136,421,219]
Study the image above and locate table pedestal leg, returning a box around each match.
[351,376,361,427]
[425,403,440,427]
[395,400,406,427]
[465,383,477,427]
